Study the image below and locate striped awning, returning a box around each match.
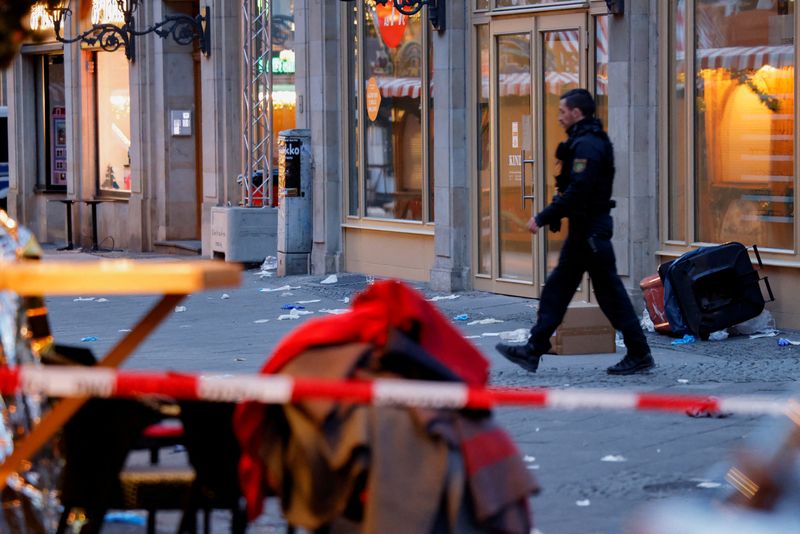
[374,71,606,100]
[694,44,794,71]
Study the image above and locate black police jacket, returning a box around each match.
[535,117,616,238]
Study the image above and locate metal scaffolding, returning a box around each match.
[241,0,273,207]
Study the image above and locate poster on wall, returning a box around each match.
[51,106,67,186]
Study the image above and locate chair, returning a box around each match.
[57,400,246,534]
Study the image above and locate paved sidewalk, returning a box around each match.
[26,248,800,532]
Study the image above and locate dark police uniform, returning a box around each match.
[528,117,650,358]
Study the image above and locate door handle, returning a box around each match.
[520,149,536,209]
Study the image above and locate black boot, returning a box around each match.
[495,343,543,373]
[607,352,655,375]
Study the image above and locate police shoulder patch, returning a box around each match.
[573,158,587,173]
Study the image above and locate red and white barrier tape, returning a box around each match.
[0,365,792,417]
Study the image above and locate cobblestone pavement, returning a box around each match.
[22,250,800,533]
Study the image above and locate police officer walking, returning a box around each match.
[496,89,654,376]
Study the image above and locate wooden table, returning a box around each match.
[0,259,242,489]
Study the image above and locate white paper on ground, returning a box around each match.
[499,329,531,343]
[426,295,460,302]
[260,285,301,293]
[467,318,504,326]
[601,455,627,462]
[320,274,338,284]
[320,309,350,315]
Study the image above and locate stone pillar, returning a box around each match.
[606,1,659,304]
[296,0,343,274]
[200,0,242,256]
[429,0,470,291]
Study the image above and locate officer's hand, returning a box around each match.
[527,217,539,235]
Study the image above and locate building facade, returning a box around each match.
[5,0,800,327]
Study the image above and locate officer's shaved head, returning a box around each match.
[560,89,596,119]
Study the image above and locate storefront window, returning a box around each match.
[34,54,66,191]
[595,15,609,125]
[475,0,489,10]
[347,2,434,223]
[668,0,687,241]
[694,0,794,249]
[477,24,490,275]
[347,2,359,217]
[96,50,131,193]
[272,0,296,168]
[668,0,796,251]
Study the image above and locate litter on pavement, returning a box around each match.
[696,481,722,489]
[260,256,278,271]
[576,500,591,507]
[641,309,655,332]
[260,285,301,293]
[221,294,230,299]
[677,379,690,384]
[320,274,338,284]
[601,455,627,462]
[498,329,531,343]
[777,337,800,347]
[319,308,350,315]
[297,299,321,304]
[96,298,109,303]
[426,294,460,302]
[281,304,306,310]
[750,330,779,339]
[671,334,696,345]
[80,336,98,342]
[278,309,314,321]
[73,297,95,302]
[253,319,270,324]
[615,332,626,348]
[708,330,728,341]
[175,306,187,313]
[467,318,504,325]
[453,314,469,321]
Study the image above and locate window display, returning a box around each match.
[96,50,131,193]
[670,0,795,251]
[347,2,434,223]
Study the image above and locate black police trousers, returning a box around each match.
[528,234,650,356]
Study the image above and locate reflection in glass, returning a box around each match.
[694,0,794,249]
[96,50,131,193]
[475,0,489,9]
[497,33,532,281]
[364,5,423,221]
[271,0,297,168]
[34,54,66,190]
[595,16,609,125]
[348,2,359,216]
[477,25,490,275]
[543,30,579,276]
[669,0,687,241]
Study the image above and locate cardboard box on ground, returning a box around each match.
[548,301,616,355]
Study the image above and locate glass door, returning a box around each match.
[474,13,588,298]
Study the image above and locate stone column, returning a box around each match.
[429,0,470,291]
[200,0,242,256]
[606,1,659,304]
[297,0,343,274]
